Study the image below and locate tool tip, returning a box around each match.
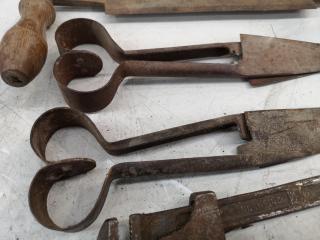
[1,70,30,87]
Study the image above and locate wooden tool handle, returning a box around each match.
[0,0,55,87]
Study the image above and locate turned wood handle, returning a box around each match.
[0,0,55,87]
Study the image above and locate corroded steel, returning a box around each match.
[29,107,320,232]
[54,19,320,112]
[98,177,320,239]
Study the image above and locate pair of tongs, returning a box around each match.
[98,176,320,239]
[54,18,320,112]
[29,107,320,232]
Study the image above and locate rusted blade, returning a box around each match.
[238,34,320,79]
[238,108,320,166]
[105,0,319,15]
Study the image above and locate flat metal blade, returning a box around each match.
[238,108,320,166]
[105,0,318,15]
[239,34,320,77]
[248,74,311,86]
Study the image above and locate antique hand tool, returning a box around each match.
[54,19,320,112]
[97,177,320,240]
[30,156,320,235]
[31,107,320,163]
[3,0,317,87]
[29,107,320,231]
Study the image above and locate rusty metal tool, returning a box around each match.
[30,157,320,234]
[3,1,317,87]
[97,177,320,240]
[31,107,320,162]
[54,18,320,112]
[29,107,320,232]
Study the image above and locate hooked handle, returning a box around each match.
[30,108,251,162]
[0,0,55,87]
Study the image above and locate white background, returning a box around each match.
[1,1,320,239]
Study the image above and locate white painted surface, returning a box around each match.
[1,1,320,239]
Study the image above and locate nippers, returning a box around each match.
[54,19,320,112]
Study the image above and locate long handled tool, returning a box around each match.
[98,177,320,240]
[30,159,320,234]
[1,0,320,87]
[54,19,320,113]
[31,107,320,162]
[29,107,320,232]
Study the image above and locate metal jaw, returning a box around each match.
[98,176,320,239]
[54,18,320,112]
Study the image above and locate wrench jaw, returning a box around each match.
[98,192,225,240]
[28,159,96,231]
[98,218,119,240]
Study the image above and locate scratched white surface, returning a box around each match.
[1,1,320,239]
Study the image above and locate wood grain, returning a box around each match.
[0,0,55,87]
[105,0,318,15]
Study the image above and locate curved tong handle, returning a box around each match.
[54,18,241,112]
[29,157,320,233]
[54,51,240,112]
[29,155,255,232]
[56,18,241,63]
[29,107,254,232]
[0,0,55,87]
[30,107,250,162]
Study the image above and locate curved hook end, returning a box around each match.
[30,107,91,162]
[54,50,103,86]
[29,159,96,232]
